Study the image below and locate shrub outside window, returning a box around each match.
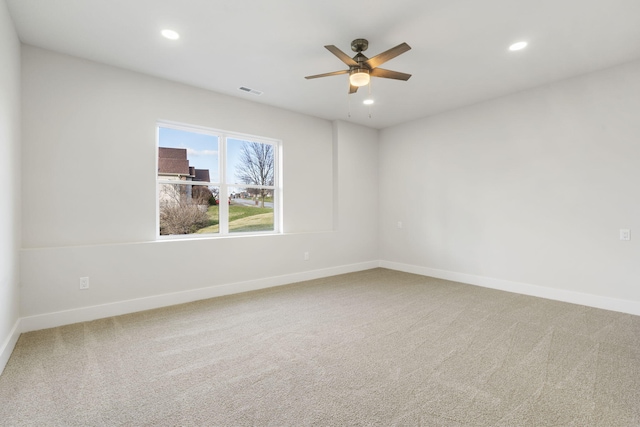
[157,122,280,237]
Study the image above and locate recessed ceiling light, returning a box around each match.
[363,99,374,105]
[161,29,180,40]
[509,41,527,51]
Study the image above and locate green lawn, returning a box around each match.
[195,203,274,234]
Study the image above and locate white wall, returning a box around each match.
[379,60,640,312]
[333,120,379,258]
[0,0,21,370]
[20,46,379,327]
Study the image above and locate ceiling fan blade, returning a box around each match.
[325,45,359,67]
[370,68,412,81]
[364,42,411,69]
[305,70,349,79]
[349,84,359,94]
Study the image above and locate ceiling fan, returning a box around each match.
[305,38,411,94]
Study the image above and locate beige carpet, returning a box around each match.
[1,268,639,426]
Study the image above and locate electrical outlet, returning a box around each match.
[304,252,310,261]
[620,229,631,241]
[79,277,90,290]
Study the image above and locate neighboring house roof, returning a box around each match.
[159,147,187,160]
[159,158,190,175]
[194,169,210,182]
[158,148,189,175]
[158,147,210,181]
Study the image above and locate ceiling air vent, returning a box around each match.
[238,86,263,96]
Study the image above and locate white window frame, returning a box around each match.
[156,120,282,239]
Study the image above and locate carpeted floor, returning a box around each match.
[1,268,639,426]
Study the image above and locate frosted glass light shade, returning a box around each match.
[349,70,370,87]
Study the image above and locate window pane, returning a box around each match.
[226,138,274,186]
[158,127,219,183]
[228,186,274,233]
[157,123,281,239]
[159,183,220,235]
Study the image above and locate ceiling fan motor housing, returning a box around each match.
[351,38,369,53]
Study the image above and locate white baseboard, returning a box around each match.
[0,319,21,375]
[19,261,380,333]
[380,260,640,316]
[6,259,639,377]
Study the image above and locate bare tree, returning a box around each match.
[235,142,274,207]
[159,184,210,235]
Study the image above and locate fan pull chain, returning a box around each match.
[368,80,372,119]
[347,87,351,118]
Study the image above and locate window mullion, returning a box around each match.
[219,135,229,235]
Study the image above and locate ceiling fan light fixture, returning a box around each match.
[349,69,370,87]
[305,39,411,94]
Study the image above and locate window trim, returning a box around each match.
[156,120,282,239]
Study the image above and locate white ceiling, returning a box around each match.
[7,0,640,129]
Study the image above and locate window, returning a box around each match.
[157,122,280,237]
